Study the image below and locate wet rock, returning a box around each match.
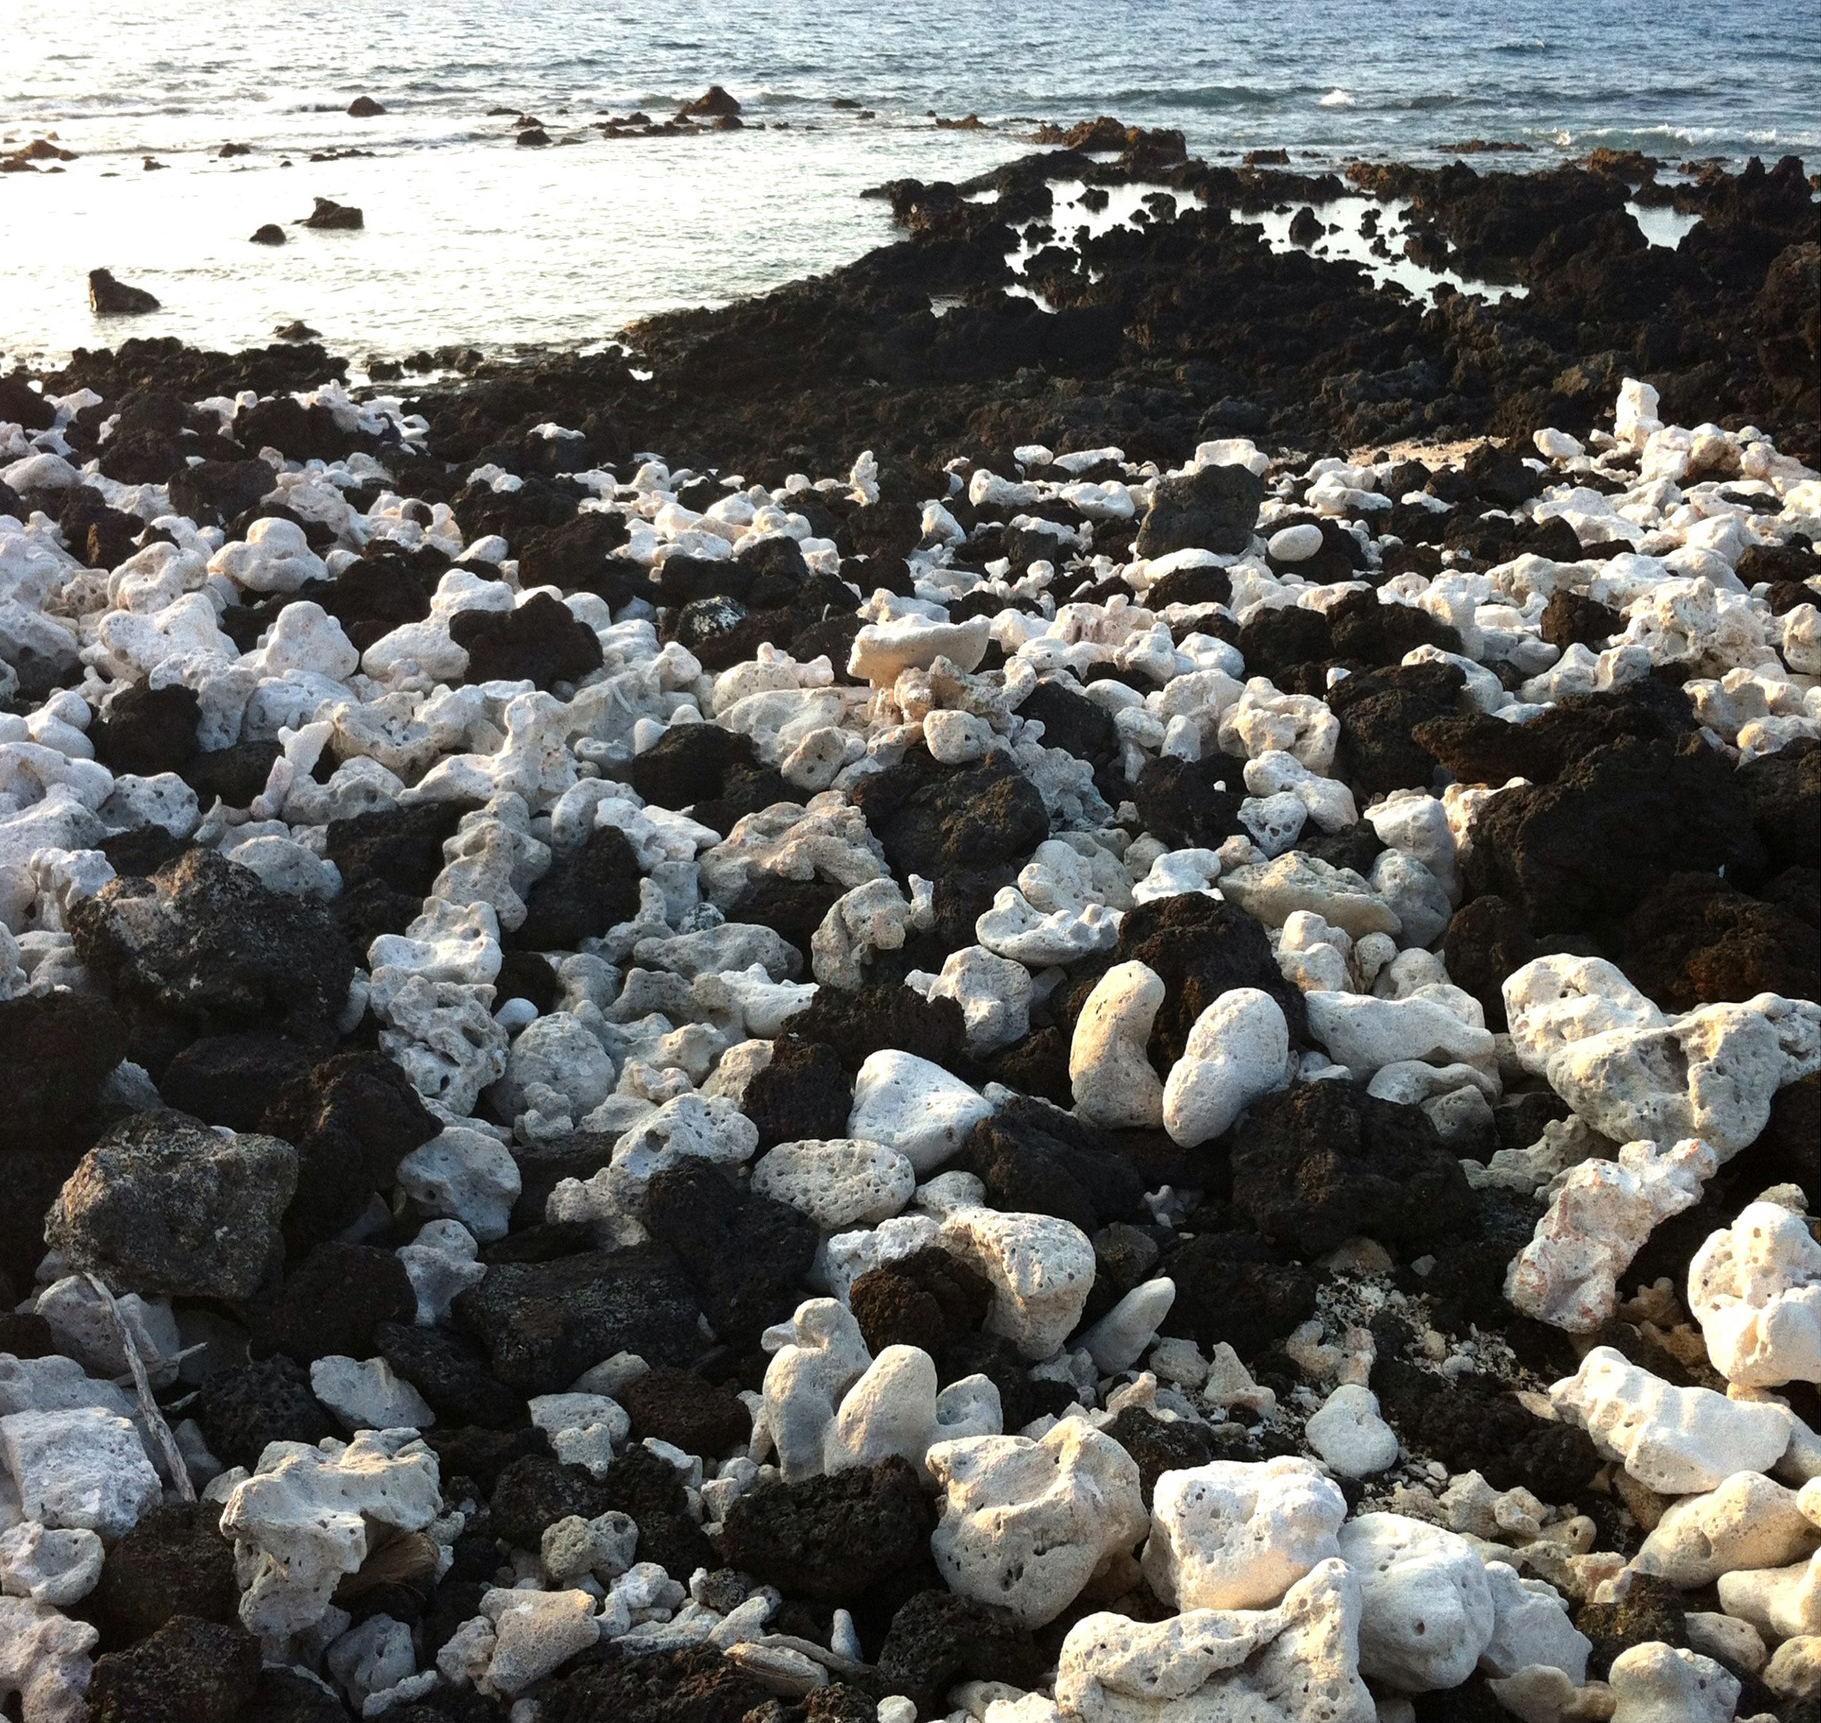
[89,268,160,315]
[249,223,286,245]
[260,1051,440,1251]
[84,1614,261,1723]
[1231,1080,1478,1256]
[347,96,386,117]
[1135,461,1265,557]
[302,197,363,229]
[719,1455,936,1601]
[247,1242,417,1364]
[88,1502,241,1648]
[453,1246,703,1393]
[45,1109,296,1300]
[69,847,357,1051]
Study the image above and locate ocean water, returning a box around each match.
[4,0,1817,369]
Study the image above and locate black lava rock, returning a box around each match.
[719,1457,936,1601]
[84,1615,262,1723]
[739,1039,851,1154]
[247,1241,417,1363]
[1159,1230,1320,1360]
[260,1050,440,1252]
[1231,1080,1479,1257]
[618,1365,752,1458]
[0,989,127,1153]
[166,457,277,528]
[157,1031,315,1133]
[875,1589,1045,1715]
[88,1503,242,1649]
[1464,734,1765,935]
[1130,754,1246,852]
[954,1099,1147,1234]
[788,985,968,1073]
[375,1320,524,1428]
[643,1162,820,1351]
[450,590,604,687]
[1417,682,1698,788]
[623,721,759,810]
[1018,677,1119,764]
[849,1246,993,1358]
[69,846,356,1052]
[90,682,201,778]
[453,1246,703,1392]
[538,1644,775,1723]
[1135,460,1264,557]
[489,1454,614,1549]
[877,752,1049,877]
[190,1354,338,1472]
[1619,869,1820,1010]
[598,1440,717,1577]
[509,823,640,949]
[1115,891,1306,1069]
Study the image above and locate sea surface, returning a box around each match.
[4,0,1818,370]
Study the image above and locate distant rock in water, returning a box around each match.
[516,127,551,147]
[219,141,251,158]
[347,95,385,117]
[88,269,159,314]
[678,85,740,119]
[273,321,319,341]
[302,197,363,230]
[249,223,286,245]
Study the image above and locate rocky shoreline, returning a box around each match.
[0,137,1819,1723]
